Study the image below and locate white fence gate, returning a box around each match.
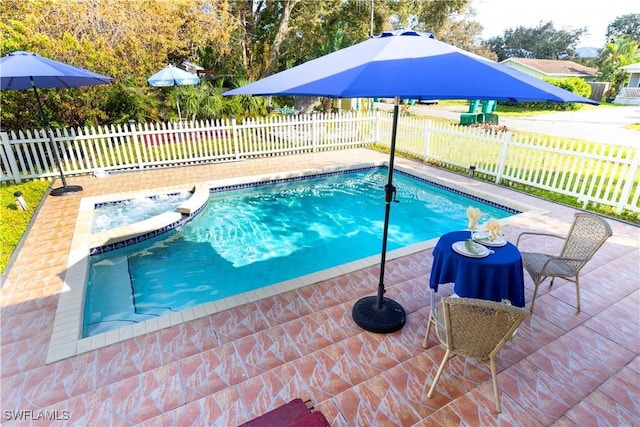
[1,111,638,215]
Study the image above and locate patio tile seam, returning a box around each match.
[521,328,636,386]
[498,360,585,425]
[594,366,640,415]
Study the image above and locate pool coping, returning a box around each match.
[46,160,547,363]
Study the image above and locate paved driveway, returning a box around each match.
[379,102,640,146]
[497,106,640,146]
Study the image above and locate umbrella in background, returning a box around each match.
[0,51,113,196]
[147,65,200,120]
[224,29,598,334]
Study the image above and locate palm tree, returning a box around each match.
[599,35,640,99]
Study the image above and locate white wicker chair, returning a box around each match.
[516,212,612,313]
[423,297,529,413]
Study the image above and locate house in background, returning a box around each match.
[501,57,603,101]
[613,62,640,106]
[182,60,205,77]
[500,58,600,82]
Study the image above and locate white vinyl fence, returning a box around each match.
[2,111,638,215]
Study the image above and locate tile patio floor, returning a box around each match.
[1,149,639,426]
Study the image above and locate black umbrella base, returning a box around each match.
[352,296,406,334]
[50,185,83,196]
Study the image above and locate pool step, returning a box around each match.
[84,255,157,336]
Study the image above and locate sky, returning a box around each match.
[471,0,638,48]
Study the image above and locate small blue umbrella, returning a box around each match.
[0,51,113,195]
[225,30,598,334]
[148,65,200,119]
[147,65,200,87]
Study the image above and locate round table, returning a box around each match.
[429,230,525,307]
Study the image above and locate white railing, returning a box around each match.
[617,87,640,99]
[0,112,376,180]
[1,111,638,215]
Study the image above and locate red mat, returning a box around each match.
[290,411,331,427]
[240,398,330,427]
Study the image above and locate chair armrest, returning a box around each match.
[516,231,566,248]
[538,255,590,275]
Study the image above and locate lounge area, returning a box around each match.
[1,149,638,425]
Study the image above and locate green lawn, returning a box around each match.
[1,180,51,274]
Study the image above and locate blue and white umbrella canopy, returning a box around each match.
[0,51,113,196]
[147,65,200,87]
[225,30,597,104]
[148,65,200,120]
[224,30,598,334]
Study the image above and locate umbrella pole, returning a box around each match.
[31,80,82,196]
[352,96,406,334]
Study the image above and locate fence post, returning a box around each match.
[1,129,22,184]
[423,120,432,160]
[129,121,144,170]
[312,113,318,152]
[616,147,640,214]
[494,131,511,185]
[231,117,240,160]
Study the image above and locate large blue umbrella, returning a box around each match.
[224,30,598,103]
[0,51,113,196]
[224,30,598,334]
[148,65,200,120]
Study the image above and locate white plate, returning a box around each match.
[452,240,490,258]
[472,231,507,247]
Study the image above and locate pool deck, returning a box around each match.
[1,148,638,426]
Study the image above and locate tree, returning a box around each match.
[435,7,497,60]
[222,0,377,82]
[606,13,640,42]
[483,21,588,61]
[0,0,239,128]
[386,0,468,33]
[224,0,473,82]
[599,35,640,99]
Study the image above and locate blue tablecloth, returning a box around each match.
[429,231,525,307]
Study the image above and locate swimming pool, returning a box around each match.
[83,167,515,337]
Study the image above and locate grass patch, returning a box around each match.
[495,102,605,117]
[1,181,50,274]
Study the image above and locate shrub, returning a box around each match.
[499,77,592,111]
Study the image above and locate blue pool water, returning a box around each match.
[84,168,514,337]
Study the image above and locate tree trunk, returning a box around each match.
[293,96,320,113]
[265,0,300,76]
